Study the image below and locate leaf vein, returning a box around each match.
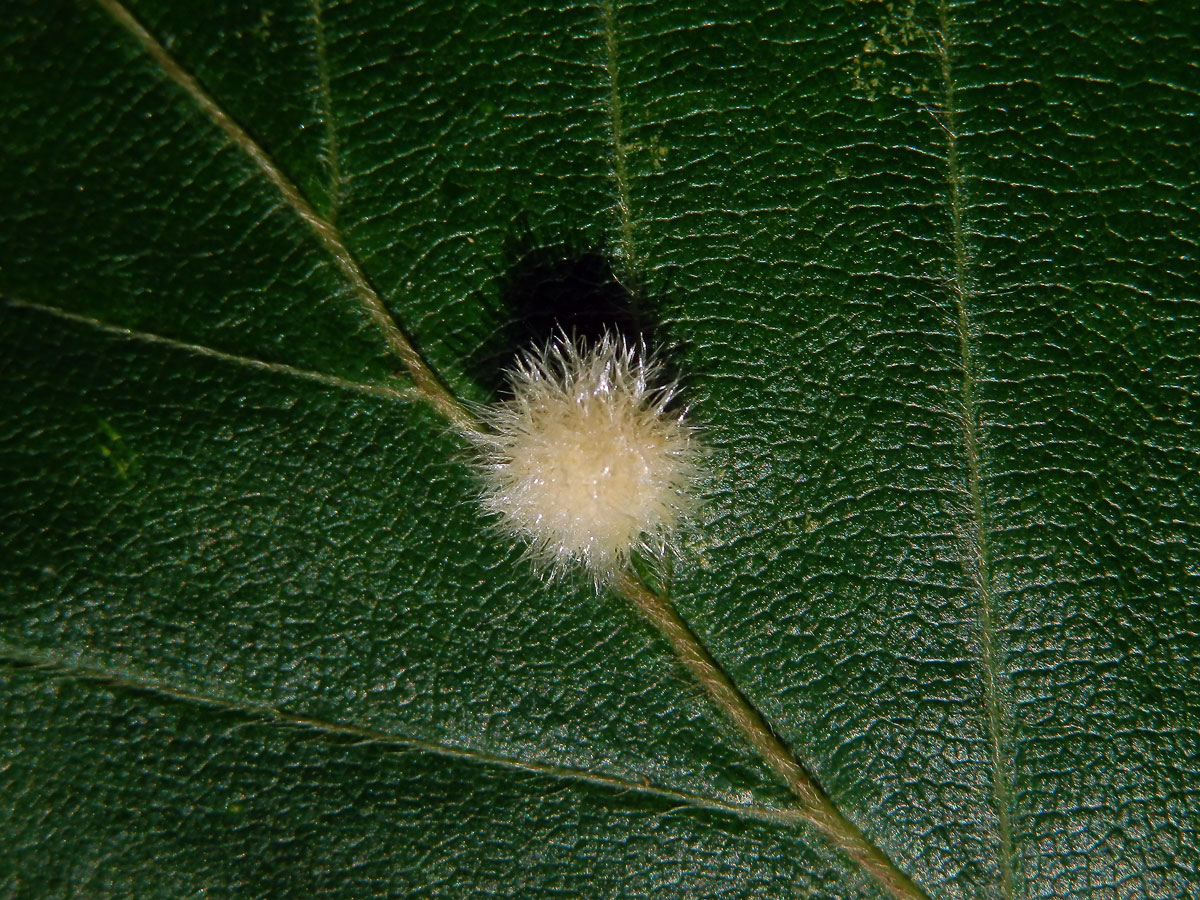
[0,651,808,830]
[309,0,344,221]
[91,0,476,432]
[6,297,417,404]
[600,0,639,271]
[935,2,1016,896]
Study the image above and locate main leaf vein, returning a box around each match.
[91,0,475,432]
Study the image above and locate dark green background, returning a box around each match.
[1,0,1196,898]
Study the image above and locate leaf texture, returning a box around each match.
[1,0,1198,898]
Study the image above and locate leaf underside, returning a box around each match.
[1,1,1198,899]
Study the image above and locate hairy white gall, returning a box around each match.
[474,331,700,584]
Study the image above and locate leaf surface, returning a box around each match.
[2,1,1197,898]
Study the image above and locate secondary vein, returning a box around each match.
[936,2,1016,896]
[600,0,639,272]
[6,298,417,404]
[309,0,344,222]
[92,0,476,434]
[0,651,807,830]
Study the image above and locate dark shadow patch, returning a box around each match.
[467,242,663,397]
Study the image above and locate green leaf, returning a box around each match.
[2,0,1197,898]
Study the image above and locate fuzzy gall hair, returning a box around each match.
[474,331,699,584]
